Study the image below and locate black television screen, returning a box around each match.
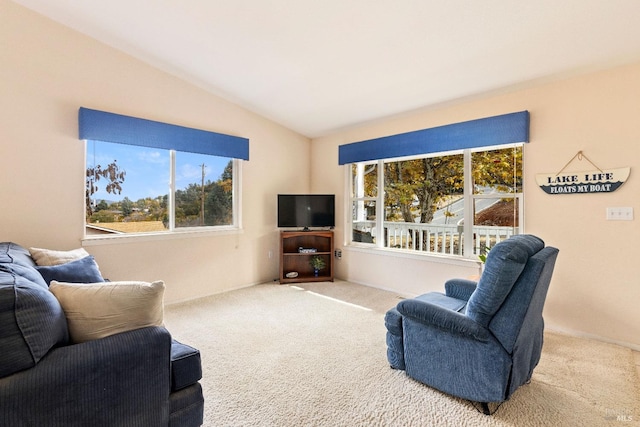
[278,194,335,229]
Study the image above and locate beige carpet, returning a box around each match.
[164,281,640,426]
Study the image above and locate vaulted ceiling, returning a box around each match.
[13,0,640,137]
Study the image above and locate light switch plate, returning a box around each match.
[606,207,634,220]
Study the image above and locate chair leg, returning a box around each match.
[477,401,504,415]
[480,402,491,415]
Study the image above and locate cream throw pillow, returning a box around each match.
[49,280,165,343]
[29,247,90,266]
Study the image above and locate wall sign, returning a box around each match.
[536,151,630,195]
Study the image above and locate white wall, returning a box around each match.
[311,63,640,349]
[1,0,309,302]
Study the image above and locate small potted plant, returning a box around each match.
[478,246,491,264]
[477,246,491,278]
[309,255,326,277]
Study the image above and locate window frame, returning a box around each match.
[347,143,524,260]
[83,140,243,243]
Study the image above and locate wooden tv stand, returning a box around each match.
[279,230,334,284]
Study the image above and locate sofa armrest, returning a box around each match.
[0,326,172,427]
[397,299,489,342]
[444,278,477,301]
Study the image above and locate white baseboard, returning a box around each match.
[343,277,414,299]
[165,281,259,306]
[545,326,640,352]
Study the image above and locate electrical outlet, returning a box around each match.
[334,249,342,259]
[606,207,634,221]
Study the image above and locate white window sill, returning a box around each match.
[345,243,480,268]
[82,226,243,247]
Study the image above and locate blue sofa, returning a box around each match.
[385,235,559,413]
[0,242,204,426]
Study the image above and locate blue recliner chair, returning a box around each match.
[385,235,559,414]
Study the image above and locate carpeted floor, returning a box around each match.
[164,280,640,426]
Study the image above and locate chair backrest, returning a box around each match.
[466,235,558,353]
[490,246,558,353]
[466,235,544,327]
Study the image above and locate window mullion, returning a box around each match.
[233,158,241,228]
[517,194,524,235]
[376,160,385,248]
[355,163,366,223]
[169,150,176,231]
[463,149,473,258]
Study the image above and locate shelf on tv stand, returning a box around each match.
[279,230,334,284]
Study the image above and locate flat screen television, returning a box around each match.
[277,194,335,229]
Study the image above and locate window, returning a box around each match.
[349,144,523,259]
[86,141,239,235]
[79,107,248,238]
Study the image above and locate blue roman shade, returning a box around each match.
[338,111,529,165]
[79,107,249,160]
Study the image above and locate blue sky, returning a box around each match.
[87,140,230,202]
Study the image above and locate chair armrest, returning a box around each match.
[444,278,477,301]
[0,326,172,427]
[397,299,489,342]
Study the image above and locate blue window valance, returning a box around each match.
[79,107,249,160]
[338,111,529,165]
